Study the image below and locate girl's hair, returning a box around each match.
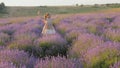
[44,13,51,20]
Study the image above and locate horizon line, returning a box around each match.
[2,3,120,7]
[0,2,120,6]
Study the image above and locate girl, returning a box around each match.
[42,13,56,35]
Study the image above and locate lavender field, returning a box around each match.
[0,12,120,68]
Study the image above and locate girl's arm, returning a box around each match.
[42,19,46,24]
[44,20,47,24]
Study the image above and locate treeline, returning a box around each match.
[93,3,120,8]
[76,3,120,8]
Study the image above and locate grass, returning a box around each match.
[0,5,120,18]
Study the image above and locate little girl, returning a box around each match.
[42,13,56,35]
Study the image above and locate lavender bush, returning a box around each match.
[35,56,82,68]
[35,34,68,57]
[0,49,30,67]
[110,61,120,68]
[83,42,120,68]
[65,29,87,43]
[104,28,120,42]
[0,23,22,35]
[110,21,120,29]
[0,13,120,68]
[8,38,42,57]
[0,32,10,46]
[13,32,38,41]
[86,18,109,34]
[0,61,16,68]
[69,33,104,58]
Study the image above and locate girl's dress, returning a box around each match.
[42,18,56,35]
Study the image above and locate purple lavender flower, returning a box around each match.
[111,22,120,29]
[35,34,68,57]
[0,49,30,67]
[7,38,41,58]
[65,29,87,43]
[0,61,16,68]
[69,33,104,58]
[34,56,82,68]
[0,23,22,35]
[104,28,120,42]
[83,42,120,68]
[36,34,67,47]
[8,39,33,49]
[13,32,38,41]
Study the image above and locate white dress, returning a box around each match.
[42,18,56,35]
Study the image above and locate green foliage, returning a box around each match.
[59,29,66,35]
[0,2,5,9]
[0,2,6,13]
[104,28,120,42]
[89,51,119,68]
[110,36,120,42]
[106,3,120,8]
[0,41,4,45]
[87,26,97,34]
[38,41,68,57]
[0,5,113,17]
[65,30,80,43]
[8,40,42,57]
[83,44,120,68]
[36,35,68,57]
[106,17,113,22]
[0,3,120,17]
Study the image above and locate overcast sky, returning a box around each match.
[0,0,120,6]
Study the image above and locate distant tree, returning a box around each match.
[0,2,6,13]
[76,4,79,7]
[106,4,110,7]
[1,2,5,7]
[0,2,5,9]
[80,4,84,7]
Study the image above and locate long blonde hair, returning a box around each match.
[44,13,51,20]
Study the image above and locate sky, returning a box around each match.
[0,0,120,6]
